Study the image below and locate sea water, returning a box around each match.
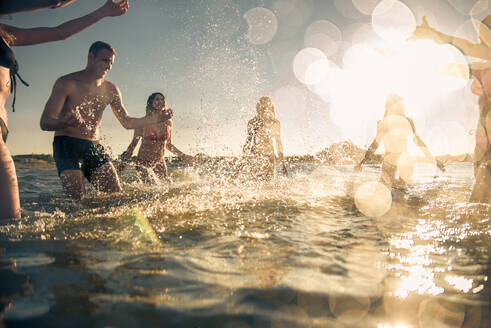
[0,162,489,327]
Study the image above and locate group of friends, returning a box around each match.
[0,1,489,222]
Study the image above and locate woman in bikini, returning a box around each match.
[356,94,444,188]
[410,15,490,203]
[120,92,195,183]
[243,96,288,181]
[0,0,129,220]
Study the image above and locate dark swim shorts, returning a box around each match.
[53,136,111,181]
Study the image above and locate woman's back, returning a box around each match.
[380,114,414,154]
[250,116,280,155]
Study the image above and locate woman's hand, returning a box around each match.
[183,154,196,166]
[409,16,439,42]
[282,162,288,177]
[98,0,130,17]
[436,160,446,173]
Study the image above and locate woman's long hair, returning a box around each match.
[384,93,406,117]
[145,92,165,117]
[0,25,14,45]
[256,96,276,122]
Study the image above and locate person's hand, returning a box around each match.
[158,108,173,122]
[436,160,446,173]
[62,110,83,128]
[62,100,84,128]
[408,16,438,42]
[99,0,129,17]
[183,155,197,166]
[120,151,130,161]
[282,163,288,177]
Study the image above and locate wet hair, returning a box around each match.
[89,41,116,57]
[384,93,405,117]
[146,92,165,116]
[0,25,14,45]
[256,96,276,120]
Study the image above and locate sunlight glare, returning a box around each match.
[448,0,488,16]
[372,0,416,44]
[352,0,382,16]
[304,59,331,86]
[354,181,392,217]
[427,122,471,156]
[328,295,371,324]
[455,19,481,43]
[304,20,343,57]
[244,8,278,45]
[293,48,326,84]
[418,299,465,328]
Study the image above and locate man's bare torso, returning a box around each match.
[55,71,115,141]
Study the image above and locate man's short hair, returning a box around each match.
[89,41,116,57]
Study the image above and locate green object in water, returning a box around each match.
[122,207,160,246]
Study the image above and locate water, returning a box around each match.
[0,162,489,327]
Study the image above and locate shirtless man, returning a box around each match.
[40,41,172,198]
[411,16,491,203]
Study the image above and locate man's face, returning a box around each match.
[89,49,115,78]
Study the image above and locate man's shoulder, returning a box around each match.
[102,79,118,93]
[56,71,83,86]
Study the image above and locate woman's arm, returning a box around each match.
[0,0,78,14]
[164,122,195,164]
[2,0,129,46]
[121,129,142,160]
[355,121,384,171]
[408,118,445,172]
[412,16,490,60]
[242,120,254,155]
[273,121,288,176]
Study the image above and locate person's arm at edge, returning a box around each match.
[109,84,172,130]
[0,0,78,14]
[2,0,129,46]
[40,77,82,131]
[412,16,490,60]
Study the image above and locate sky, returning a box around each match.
[3,0,489,156]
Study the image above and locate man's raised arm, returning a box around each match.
[109,84,172,130]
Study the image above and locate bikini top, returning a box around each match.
[143,124,170,142]
[0,36,29,112]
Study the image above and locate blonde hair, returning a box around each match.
[256,96,276,121]
[384,93,406,117]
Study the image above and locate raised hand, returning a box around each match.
[158,108,173,122]
[99,0,129,17]
[409,16,437,42]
